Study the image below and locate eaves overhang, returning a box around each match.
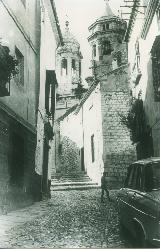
[141,0,160,40]
[124,0,141,42]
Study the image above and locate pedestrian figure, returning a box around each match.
[101,172,110,202]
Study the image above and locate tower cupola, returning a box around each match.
[56,21,83,95]
[88,0,127,77]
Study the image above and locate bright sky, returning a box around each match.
[54,0,122,82]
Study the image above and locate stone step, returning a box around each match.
[51,184,99,191]
[52,175,90,179]
[52,177,92,182]
[51,181,96,187]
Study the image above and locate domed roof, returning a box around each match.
[63,21,80,47]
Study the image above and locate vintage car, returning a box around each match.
[117,157,160,247]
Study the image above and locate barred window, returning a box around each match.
[15,47,24,86]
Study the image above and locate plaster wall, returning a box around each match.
[129,6,160,156]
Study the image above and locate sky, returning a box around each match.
[54,0,122,82]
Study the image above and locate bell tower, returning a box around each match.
[56,21,83,96]
[88,0,127,78]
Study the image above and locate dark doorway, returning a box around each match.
[10,132,24,187]
[81,147,85,171]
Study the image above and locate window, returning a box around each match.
[151,40,160,101]
[15,47,24,86]
[45,70,56,120]
[61,58,67,76]
[126,165,135,188]
[72,59,76,75]
[93,44,96,57]
[91,134,95,163]
[21,0,26,7]
[102,40,111,55]
[106,23,109,29]
[102,23,109,31]
[72,59,76,70]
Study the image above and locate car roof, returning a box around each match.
[131,157,160,166]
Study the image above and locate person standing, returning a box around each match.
[101,172,110,202]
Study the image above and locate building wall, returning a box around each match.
[0,0,40,211]
[0,0,40,126]
[128,1,160,156]
[82,84,104,185]
[35,0,61,188]
[100,67,136,188]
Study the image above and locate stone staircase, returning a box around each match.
[51,173,99,191]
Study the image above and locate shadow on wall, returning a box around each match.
[58,136,81,175]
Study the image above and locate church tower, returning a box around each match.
[55,21,83,119]
[56,21,83,96]
[88,0,127,79]
[86,1,136,187]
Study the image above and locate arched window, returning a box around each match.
[102,41,111,55]
[61,58,67,76]
[72,59,76,74]
[93,44,96,57]
[106,23,109,29]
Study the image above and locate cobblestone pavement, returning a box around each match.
[0,189,132,248]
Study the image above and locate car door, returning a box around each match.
[118,164,136,229]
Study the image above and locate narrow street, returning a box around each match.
[0,189,132,248]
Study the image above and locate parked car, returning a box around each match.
[117,157,160,247]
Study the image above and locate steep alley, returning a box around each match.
[0,189,132,248]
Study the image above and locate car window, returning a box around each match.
[132,165,138,189]
[126,165,135,189]
[145,162,160,191]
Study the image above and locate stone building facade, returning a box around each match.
[54,1,136,188]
